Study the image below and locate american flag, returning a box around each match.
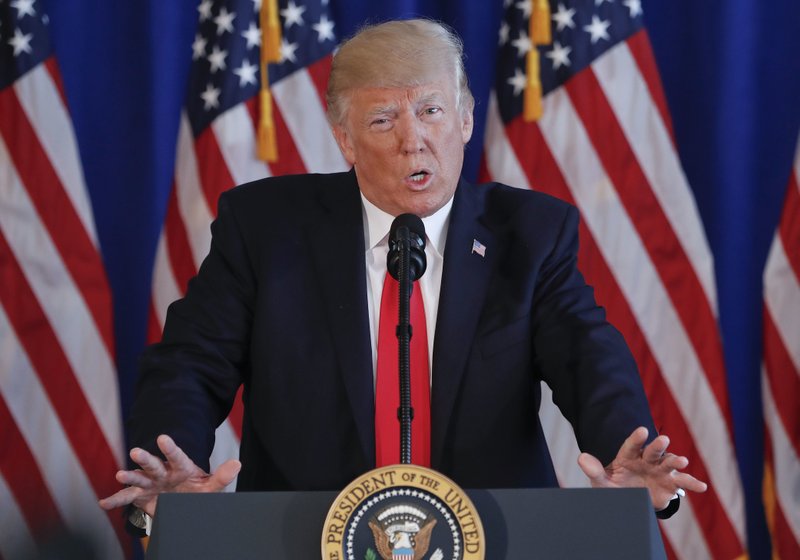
[148,0,347,472]
[480,0,747,558]
[761,132,800,559]
[0,0,127,557]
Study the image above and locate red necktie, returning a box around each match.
[375,273,431,467]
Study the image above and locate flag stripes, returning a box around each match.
[0,389,63,541]
[211,106,269,186]
[246,98,306,175]
[0,141,121,466]
[272,68,343,170]
[762,135,800,558]
[624,32,674,143]
[568,58,733,425]
[13,64,101,251]
[482,20,746,558]
[592,41,717,310]
[0,21,126,551]
[0,315,122,558]
[0,82,114,355]
[0,468,37,559]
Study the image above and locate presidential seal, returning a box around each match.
[322,465,484,560]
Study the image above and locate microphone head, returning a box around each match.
[389,213,426,245]
[387,214,427,281]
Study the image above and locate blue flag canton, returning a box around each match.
[0,0,51,90]
[266,0,336,84]
[494,0,644,124]
[185,0,336,137]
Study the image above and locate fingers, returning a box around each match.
[672,471,708,494]
[642,435,670,464]
[157,434,201,478]
[658,453,689,472]
[617,426,650,461]
[130,447,167,481]
[577,452,606,485]
[208,460,242,491]
[116,468,155,489]
[98,485,139,510]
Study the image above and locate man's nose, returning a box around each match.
[397,115,426,154]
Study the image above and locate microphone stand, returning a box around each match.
[395,225,413,465]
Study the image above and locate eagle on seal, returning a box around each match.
[368,516,437,560]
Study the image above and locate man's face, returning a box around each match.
[332,77,473,218]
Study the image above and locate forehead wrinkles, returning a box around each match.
[356,86,450,116]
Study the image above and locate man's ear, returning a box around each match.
[461,108,474,145]
[332,125,356,165]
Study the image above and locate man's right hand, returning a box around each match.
[98,434,241,517]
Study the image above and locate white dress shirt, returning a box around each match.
[360,193,452,386]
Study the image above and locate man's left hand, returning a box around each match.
[577,426,707,511]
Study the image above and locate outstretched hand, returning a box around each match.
[577,426,707,511]
[98,434,241,517]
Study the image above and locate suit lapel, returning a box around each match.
[306,171,375,466]
[431,180,497,469]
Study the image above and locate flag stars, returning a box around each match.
[623,0,643,17]
[498,21,510,46]
[8,28,33,56]
[281,1,306,29]
[241,22,261,49]
[233,59,258,87]
[280,38,299,63]
[515,0,532,18]
[200,83,221,110]
[312,15,335,42]
[546,41,572,69]
[511,30,532,58]
[552,4,576,32]
[251,0,262,11]
[191,34,207,60]
[507,68,527,96]
[207,45,228,73]
[583,15,611,43]
[10,0,36,19]
[214,7,236,36]
[595,0,613,5]
[197,0,212,22]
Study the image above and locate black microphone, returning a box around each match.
[387,214,427,281]
[386,213,427,465]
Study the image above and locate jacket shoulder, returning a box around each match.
[466,180,577,235]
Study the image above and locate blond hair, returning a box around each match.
[326,19,474,126]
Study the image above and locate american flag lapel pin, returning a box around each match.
[471,239,486,257]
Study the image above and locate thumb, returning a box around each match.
[577,452,606,485]
[210,460,242,490]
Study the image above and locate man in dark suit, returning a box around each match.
[100,19,705,527]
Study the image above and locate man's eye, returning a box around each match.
[424,107,441,115]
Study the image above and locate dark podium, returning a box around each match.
[146,487,666,559]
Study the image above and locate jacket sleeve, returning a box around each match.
[530,204,657,467]
[128,190,256,471]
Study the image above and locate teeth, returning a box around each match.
[410,172,426,182]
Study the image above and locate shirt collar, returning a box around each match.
[360,193,453,257]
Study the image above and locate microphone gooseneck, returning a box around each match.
[387,214,427,464]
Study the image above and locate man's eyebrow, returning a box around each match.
[366,104,397,116]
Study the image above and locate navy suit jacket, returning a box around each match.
[131,170,655,492]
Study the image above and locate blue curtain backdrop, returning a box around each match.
[42,0,800,557]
